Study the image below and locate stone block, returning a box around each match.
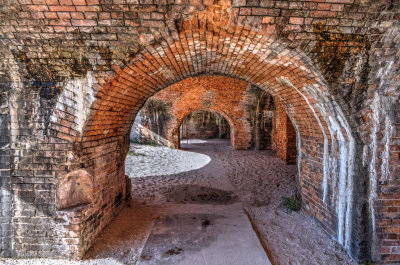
[56,169,94,210]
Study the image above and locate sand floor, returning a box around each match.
[2,139,357,265]
[124,140,355,265]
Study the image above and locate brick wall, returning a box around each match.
[360,12,400,263]
[272,98,297,164]
[137,76,258,150]
[0,0,398,263]
[0,49,12,258]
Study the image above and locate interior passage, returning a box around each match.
[180,110,231,141]
[1,0,398,263]
[81,140,354,265]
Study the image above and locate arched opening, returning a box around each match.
[61,31,355,259]
[83,68,354,263]
[179,110,232,146]
[43,3,364,263]
[126,75,256,150]
[3,0,400,263]
[111,84,311,264]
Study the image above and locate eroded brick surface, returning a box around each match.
[0,0,399,263]
[133,76,279,151]
[56,169,94,210]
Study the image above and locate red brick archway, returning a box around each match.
[173,108,236,148]
[49,3,358,259]
[137,75,255,150]
[2,0,399,262]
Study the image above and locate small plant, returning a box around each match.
[363,260,372,265]
[130,139,140,144]
[148,141,156,146]
[280,194,301,212]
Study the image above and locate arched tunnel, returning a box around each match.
[0,0,399,263]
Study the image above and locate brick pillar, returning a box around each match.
[272,98,297,164]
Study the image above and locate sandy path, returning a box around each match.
[127,140,355,265]
[214,142,354,265]
[2,140,356,265]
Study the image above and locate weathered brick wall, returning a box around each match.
[272,98,297,164]
[0,0,398,263]
[0,47,12,258]
[137,76,260,149]
[0,48,82,258]
[359,12,400,263]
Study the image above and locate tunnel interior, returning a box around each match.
[180,110,231,141]
[0,0,398,263]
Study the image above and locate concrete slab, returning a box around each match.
[138,203,271,265]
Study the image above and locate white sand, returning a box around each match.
[128,140,356,265]
[2,140,361,265]
[125,144,211,178]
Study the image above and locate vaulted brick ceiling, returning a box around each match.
[81,4,337,146]
[74,6,358,252]
[3,0,395,262]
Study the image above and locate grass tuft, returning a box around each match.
[280,194,301,212]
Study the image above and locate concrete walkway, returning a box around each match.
[138,203,271,265]
[135,140,271,265]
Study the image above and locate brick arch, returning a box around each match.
[172,108,238,149]
[73,4,333,145]
[137,75,255,150]
[50,4,360,259]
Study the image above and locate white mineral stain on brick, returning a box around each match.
[329,116,348,246]
[362,144,368,167]
[7,57,24,147]
[335,111,355,250]
[369,91,380,255]
[285,104,302,182]
[277,77,329,205]
[51,72,95,135]
[304,83,356,251]
[382,115,394,181]
[369,59,395,256]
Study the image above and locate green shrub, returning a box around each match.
[280,194,301,212]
